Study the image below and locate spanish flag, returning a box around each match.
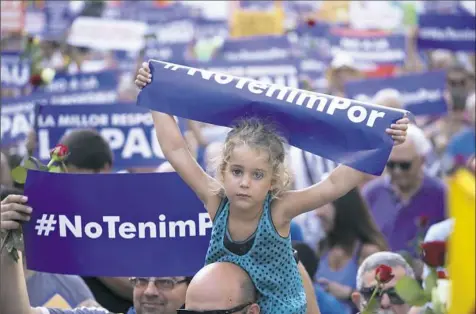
[448,168,475,314]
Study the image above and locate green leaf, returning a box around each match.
[11,166,28,184]
[23,158,39,170]
[395,276,429,306]
[48,165,62,173]
[424,269,438,299]
[28,156,48,171]
[424,307,436,314]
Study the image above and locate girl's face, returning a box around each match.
[222,144,274,211]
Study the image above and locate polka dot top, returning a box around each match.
[204,194,307,314]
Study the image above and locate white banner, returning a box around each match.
[67,17,148,52]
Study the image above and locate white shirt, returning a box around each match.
[422,219,454,280]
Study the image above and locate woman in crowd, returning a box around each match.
[314,188,388,314]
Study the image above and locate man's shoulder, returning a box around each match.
[37,307,114,314]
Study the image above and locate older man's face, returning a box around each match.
[132,277,188,314]
[357,265,411,314]
[386,140,423,192]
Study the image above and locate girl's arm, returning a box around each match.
[136,63,221,217]
[276,117,409,221]
[278,165,368,220]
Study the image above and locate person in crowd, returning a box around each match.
[314,188,388,314]
[362,125,447,268]
[156,160,320,314]
[351,252,417,314]
[425,64,474,154]
[135,62,408,313]
[181,262,260,313]
[293,242,347,314]
[372,89,441,177]
[325,52,362,98]
[442,92,476,172]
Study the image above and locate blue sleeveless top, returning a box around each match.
[205,195,307,314]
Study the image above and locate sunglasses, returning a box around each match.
[360,286,405,305]
[386,161,412,171]
[177,302,252,314]
[447,78,467,87]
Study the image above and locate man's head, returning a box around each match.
[372,89,403,110]
[182,262,260,314]
[131,276,191,314]
[386,125,430,192]
[352,252,415,314]
[59,129,113,173]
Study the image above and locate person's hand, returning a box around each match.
[1,195,31,231]
[317,278,353,300]
[134,62,151,89]
[386,117,409,145]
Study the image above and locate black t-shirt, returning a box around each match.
[82,277,132,313]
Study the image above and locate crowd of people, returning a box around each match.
[1,1,475,314]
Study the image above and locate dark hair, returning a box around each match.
[0,185,24,201]
[319,188,388,256]
[292,241,319,279]
[59,129,113,172]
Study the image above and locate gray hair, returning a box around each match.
[372,88,403,109]
[406,124,432,157]
[356,252,414,290]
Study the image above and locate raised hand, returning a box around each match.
[386,117,409,146]
[134,62,152,89]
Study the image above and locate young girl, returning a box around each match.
[135,62,408,313]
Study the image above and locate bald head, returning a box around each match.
[185,262,257,311]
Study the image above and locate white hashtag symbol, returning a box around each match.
[35,214,57,236]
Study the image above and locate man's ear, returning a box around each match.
[351,291,361,309]
[248,303,261,314]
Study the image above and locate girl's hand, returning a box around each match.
[386,117,409,145]
[134,62,152,89]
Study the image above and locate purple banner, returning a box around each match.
[23,170,211,277]
[137,60,409,175]
[418,14,476,52]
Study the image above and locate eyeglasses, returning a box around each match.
[447,78,467,88]
[360,286,405,305]
[176,302,252,314]
[386,160,412,171]
[129,277,188,290]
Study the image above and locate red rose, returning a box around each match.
[50,144,69,161]
[421,241,447,268]
[375,264,394,284]
[416,215,429,228]
[29,74,43,87]
[306,18,316,27]
[437,270,447,279]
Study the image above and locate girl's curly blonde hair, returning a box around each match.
[208,117,292,200]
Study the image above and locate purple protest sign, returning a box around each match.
[23,170,211,277]
[418,14,476,52]
[138,60,408,176]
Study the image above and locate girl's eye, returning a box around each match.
[232,169,242,176]
[253,171,264,180]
